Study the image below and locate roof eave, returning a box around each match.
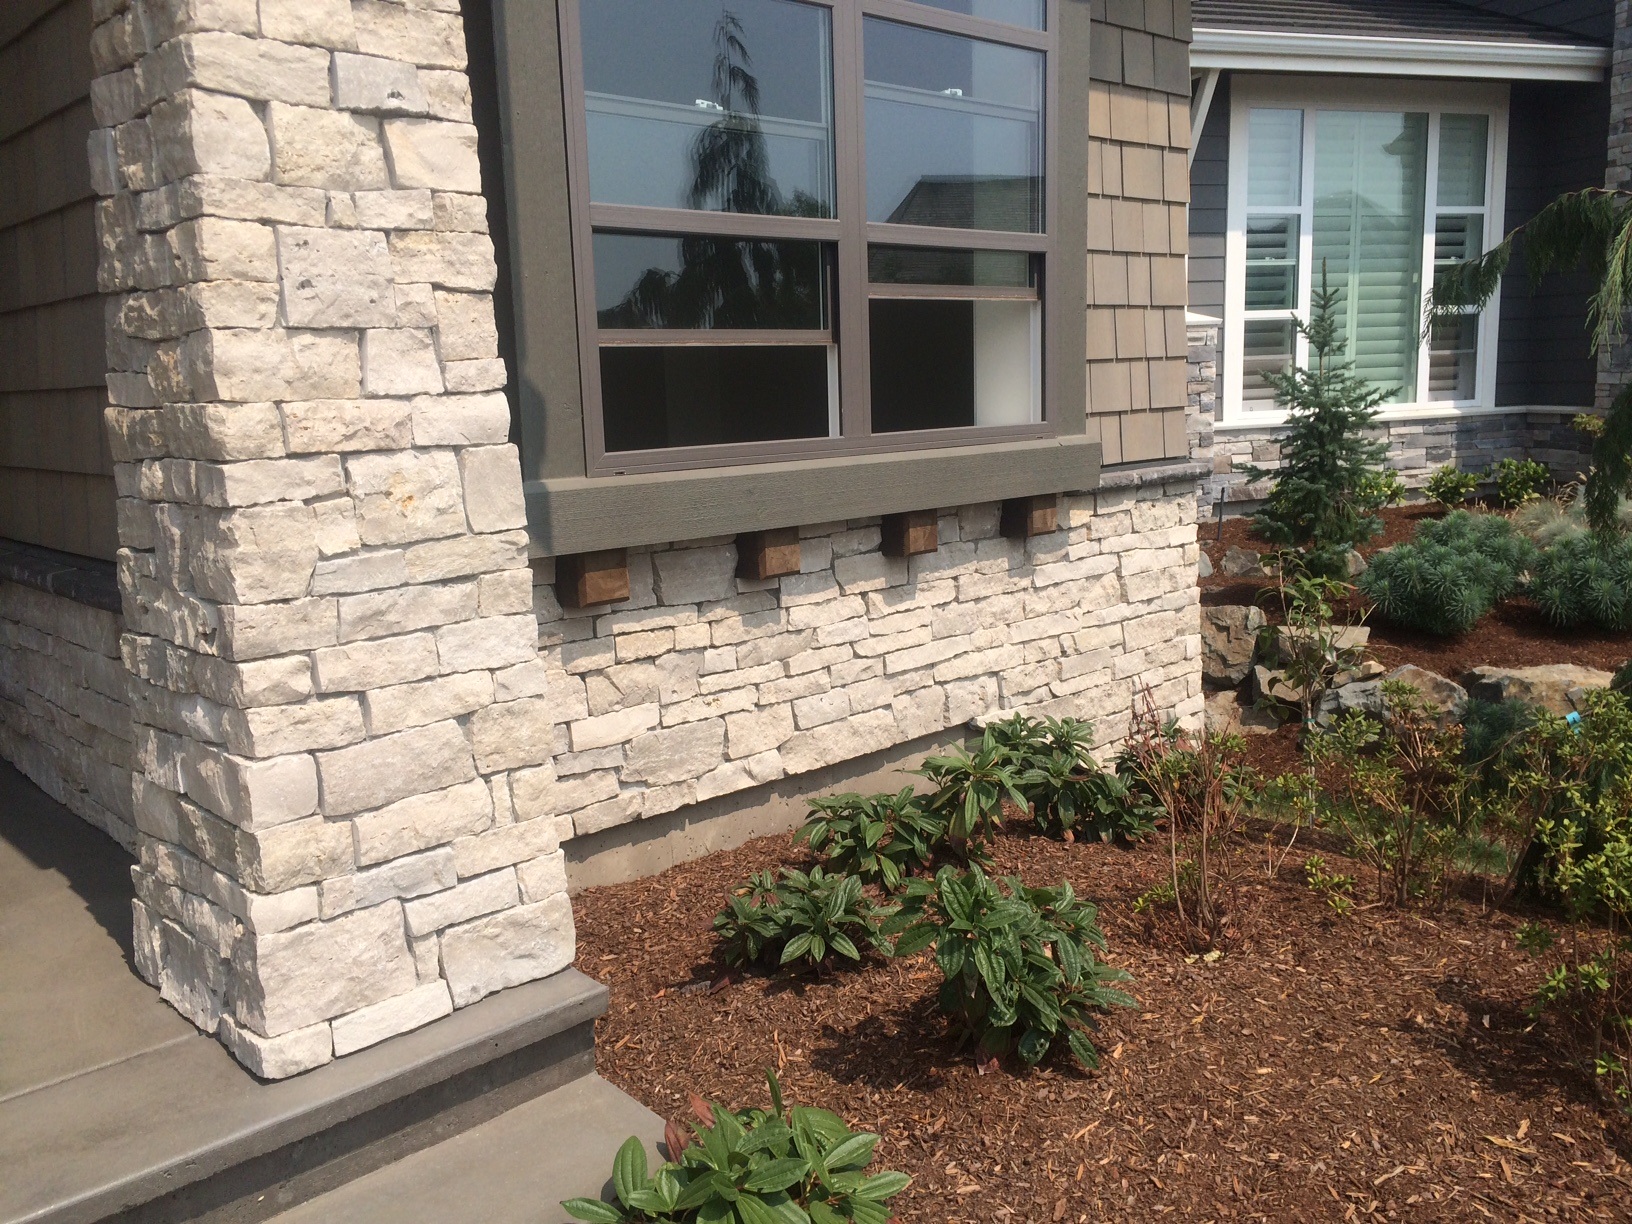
[1190,27,1610,82]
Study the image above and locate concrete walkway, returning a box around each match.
[0,761,657,1223]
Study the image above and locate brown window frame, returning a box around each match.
[556,0,1064,476]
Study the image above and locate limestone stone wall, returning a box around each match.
[0,549,134,849]
[526,484,1205,848]
[89,0,571,1079]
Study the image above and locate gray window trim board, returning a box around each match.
[486,0,1097,555]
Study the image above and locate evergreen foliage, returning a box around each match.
[1430,188,1632,535]
[1358,511,1534,635]
[1527,532,1632,631]
[1243,269,1391,573]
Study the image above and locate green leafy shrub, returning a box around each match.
[886,865,1134,1069]
[1527,532,1632,631]
[1495,691,1632,1109]
[916,737,1027,858]
[1613,659,1632,695]
[1302,855,1355,916]
[1425,463,1479,510]
[1357,468,1407,513]
[1358,511,1534,635]
[713,866,893,972]
[562,1071,910,1223]
[1492,457,1552,508]
[1309,682,1487,905]
[981,712,1154,842]
[798,788,943,891]
[1241,270,1391,572]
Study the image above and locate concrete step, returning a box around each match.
[2,967,610,1224]
[265,1074,665,1224]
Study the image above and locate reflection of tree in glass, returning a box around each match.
[601,12,826,331]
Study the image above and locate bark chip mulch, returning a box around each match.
[575,827,1632,1222]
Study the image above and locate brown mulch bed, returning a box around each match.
[1199,504,1632,676]
[575,826,1632,1221]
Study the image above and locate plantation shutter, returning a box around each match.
[1311,110,1428,402]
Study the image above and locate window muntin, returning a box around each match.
[1225,84,1505,422]
[579,0,835,216]
[863,19,1044,232]
[564,0,1057,472]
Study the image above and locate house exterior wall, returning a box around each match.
[0,0,120,560]
[1187,69,1604,507]
[0,545,134,848]
[0,0,1204,1082]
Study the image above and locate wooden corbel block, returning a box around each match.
[881,510,939,558]
[556,548,630,608]
[1001,494,1059,539]
[736,527,802,580]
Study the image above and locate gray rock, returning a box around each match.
[1344,549,1369,578]
[1316,665,1466,728]
[1205,690,1283,736]
[1252,664,1306,709]
[1220,546,1262,578]
[1461,664,1615,715]
[1261,623,1370,668]
[1198,551,1214,579]
[1201,604,1265,689]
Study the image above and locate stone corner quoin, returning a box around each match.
[87,0,1204,1078]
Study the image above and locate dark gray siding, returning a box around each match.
[1187,72,1230,322]
[1495,77,1609,408]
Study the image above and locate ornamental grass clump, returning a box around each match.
[562,1071,911,1224]
[885,865,1134,1069]
[1358,510,1534,635]
[713,866,894,972]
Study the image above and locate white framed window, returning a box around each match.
[1221,76,1509,426]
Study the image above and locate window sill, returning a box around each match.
[1214,402,1576,431]
[524,434,1102,557]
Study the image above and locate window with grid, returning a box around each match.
[560,0,1057,473]
[1224,80,1506,422]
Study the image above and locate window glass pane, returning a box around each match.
[1434,213,1484,266]
[594,233,827,329]
[902,0,1045,29]
[1247,108,1303,208]
[1242,319,1294,406]
[580,0,834,217]
[1437,113,1489,208]
[867,246,1032,287]
[1428,316,1479,401]
[864,19,1044,232]
[1244,216,1298,310]
[1312,109,1428,402]
[870,298,1038,430]
[601,345,833,450]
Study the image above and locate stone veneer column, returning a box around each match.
[89,0,572,1078]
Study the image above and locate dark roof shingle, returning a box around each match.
[1191,0,1610,46]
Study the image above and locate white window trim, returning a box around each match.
[1220,75,1510,429]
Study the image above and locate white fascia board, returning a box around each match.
[1191,27,1609,82]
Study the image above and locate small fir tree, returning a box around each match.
[1244,268,1391,573]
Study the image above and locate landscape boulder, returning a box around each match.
[1260,623,1370,668]
[1461,665,1614,716]
[1205,690,1283,736]
[1314,665,1466,728]
[1220,546,1262,577]
[1198,551,1214,579]
[1201,605,1265,688]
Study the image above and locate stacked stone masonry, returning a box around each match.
[0,581,135,848]
[68,0,1209,1081]
[88,0,570,1080]
[526,483,1206,843]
